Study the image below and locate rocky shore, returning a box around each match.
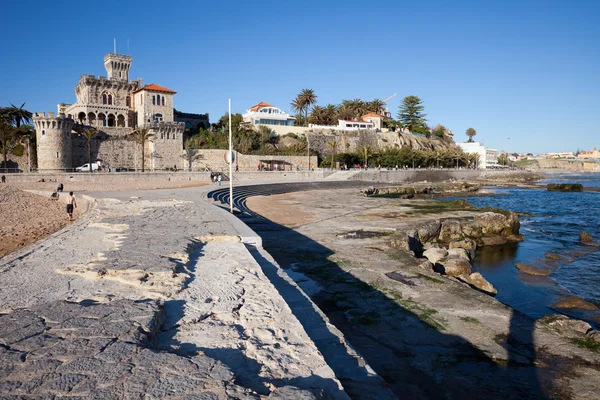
[245,182,600,399]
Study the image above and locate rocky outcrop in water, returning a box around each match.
[390,209,521,295]
[580,231,598,245]
[516,263,552,276]
[554,296,599,311]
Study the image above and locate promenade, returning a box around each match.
[0,184,394,399]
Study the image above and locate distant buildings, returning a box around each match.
[577,147,600,159]
[457,142,498,169]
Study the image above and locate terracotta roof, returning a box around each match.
[249,101,274,112]
[362,113,383,118]
[133,83,176,94]
[341,120,374,123]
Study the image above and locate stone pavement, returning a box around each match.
[0,186,375,399]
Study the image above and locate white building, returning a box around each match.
[457,142,498,169]
[309,119,375,131]
[243,102,295,126]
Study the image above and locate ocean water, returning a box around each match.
[450,174,600,322]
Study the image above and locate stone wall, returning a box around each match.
[184,149,311,172]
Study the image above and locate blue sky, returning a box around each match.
[1,0,598,153]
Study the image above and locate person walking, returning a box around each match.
[1,175,5,183]
[217,173,222,186]
[66,192,77,221]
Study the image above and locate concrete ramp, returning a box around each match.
[323,170,363,181]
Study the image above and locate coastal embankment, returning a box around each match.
[238,178,600,399]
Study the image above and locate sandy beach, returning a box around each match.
[0,178,209,258]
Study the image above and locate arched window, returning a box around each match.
[108,94,112,105]
[156,95,161,105]
[152,96,156,105]
[162,96,165,106]
[102,93,107,104]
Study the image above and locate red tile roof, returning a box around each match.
[249,101,274,112]
[362,113,383,118]
[133,83,176,94]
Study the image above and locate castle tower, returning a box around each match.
[33,112,75,171]
[104,53,132,82]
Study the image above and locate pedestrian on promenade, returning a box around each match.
[66,192,77,221]
[1,175,5,183]
[217,174,222,186]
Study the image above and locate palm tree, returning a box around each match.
[80,127,99,172]
[16,124,35,172]
[336,104,355,121]
[359,145,372,168]
[466,127,477,143]
[298,89,317,125]
[366,99,386,115]
[0,118,15,173]
[7,103,33,128]
[290,96,304,121]
[130,127,155,172]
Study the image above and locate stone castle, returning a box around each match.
[32,53,187,171]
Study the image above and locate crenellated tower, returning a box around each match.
[33,112,75,171]
[104,53,132,82]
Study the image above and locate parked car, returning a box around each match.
[76,163,99,172]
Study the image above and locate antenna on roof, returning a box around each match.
[114,38,116,53]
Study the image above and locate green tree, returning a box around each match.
[466,127,477,143]
[432,124,446,139]
[79,127,99,172]
[298,89,317,125]
[366,98,386,115]
[130,127,155,172]
[397,95,427,133]
[358,145,372,168]
[7,103,33,128]
[0,117,15,172]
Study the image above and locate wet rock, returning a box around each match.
[579,231,597,245]
[434,258,472,277]
[481,236,507,246]
[423,247,447,264]
[538,314,592,336]
[449,238,477,260]
[361,187,379,197]
[545,252,562,260]
[554,296,599,311]
[416,220,441,243]
[438,220,462,242]
[516,263,551,276]
[458,272,497,296]
[447,248,470,260]
[506,234,525,242]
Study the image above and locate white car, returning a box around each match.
[76,163,100,172]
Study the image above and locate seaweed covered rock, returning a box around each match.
[547,183,583,192]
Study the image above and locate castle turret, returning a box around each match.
[33,112,75,171]
[104,53,132,82]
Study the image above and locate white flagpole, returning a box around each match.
[228,99,233,214]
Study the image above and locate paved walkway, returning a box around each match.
[0,185,377,399]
